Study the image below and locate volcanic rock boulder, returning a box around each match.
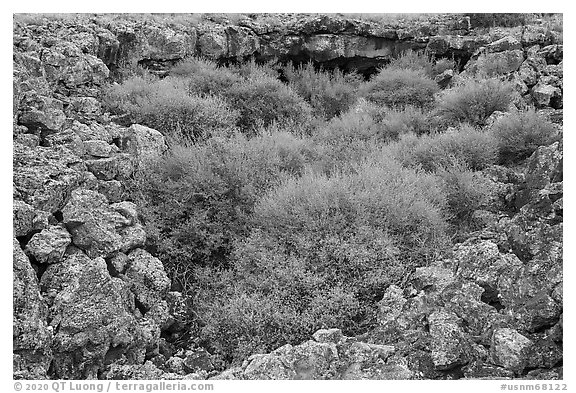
[13,239,53,380]
[490,328,533,374]
[13,143,85,214]
[123,249,171,311]
[61,189,145,258]
[40,252,151,379]
[25,225,72,264]
[119,124,168,164]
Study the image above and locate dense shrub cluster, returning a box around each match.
[490,109,559,163]
[104,76,239,142]
[128,131,318,288]
[223,71,313,134]
[283,62,362,119]
[170,58,242,96]
[197,157,448,359]
[466,13,532,28]
[388,125,498,172]
[111,54,554,367]
[363,68,439,108]
[436,78,514,126]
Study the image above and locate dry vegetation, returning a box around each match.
[102,50,561,366]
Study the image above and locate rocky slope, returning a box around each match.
[13,13,562,380]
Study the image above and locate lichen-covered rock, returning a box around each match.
[13,143,84,213]
[85,154,133,180]
[13,238,53,379]
[25,225,71,264]
[13,200,49,237]
[183,348,214,373]
[43,129,87,156]
[453,239,524,305]
[243,340,338,380]
[313,328,345,344]
[428,311,471,370]
[487,36,522,52]
[123,248,170,310]
[120,124,167,163]
[18,91,66,133]
[96,179,124,203]
[84,139,116,158]
[532,83,562,108]
[68,96,102,118]
[490,328,533,373]
[377,285,407,326]
[411,265,455,293]
[40,252,149,379]
[102,360,166,380]
[61,188,131,258]
[70,120,113,142]
[41,42,109,87]
[524,142,562,191]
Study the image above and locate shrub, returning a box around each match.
[128,130,319,289]
[196,238,363,361]
[388,125,499,172]
[312,108,386,174]
[436,161,493,223]
[231,58,280,80]
[387,50,434,77]
[170,58,241,96]
[436,78,514,126]
[379,105,435,138]
[223,72,313,134]
[490,109,559,163]
[254,158,448,262]
[466,13,531,28]
[283,62,362,119]
[197,157,449,362]
[433,58,457,76]
[104,76,238,142]
[363,68,439,108]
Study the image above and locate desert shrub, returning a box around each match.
[466,13,531,28]
[283,62,362,119]
[223,72,313,134]
[196,238,363,361]
[389,125,499,172]
[314,109,382,144]
[387,50,435,77]
[436,161,493,223]
[312,108,387,174]
[379,105,435,138]
[436,78,514,126]
[433,58,457,76]
[490,109,559,163]
[363,68,439,108]
[128,130,319,289]
[104,76,238,142]
[231,58,280,80]
[170,58,241,96]
[254,158,448,263]
[198,158,449,361]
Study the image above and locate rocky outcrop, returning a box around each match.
[13,239,53,379]
[13,16,179,380]
[14,14,562,78]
